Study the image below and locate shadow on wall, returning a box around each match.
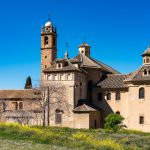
[98,93,114,127]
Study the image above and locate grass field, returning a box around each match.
[0,138,68,150]
[0,123,150,150]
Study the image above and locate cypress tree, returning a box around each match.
[24,76,32,89]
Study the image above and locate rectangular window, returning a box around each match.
[147,58,149,63]
[94,120,97,128]
[139,116,144,124]
[98,92,103,101]
[55,113,62,124]
[107,93,111,100]
[116,92,121,100]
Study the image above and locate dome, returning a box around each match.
[45,21,52,27]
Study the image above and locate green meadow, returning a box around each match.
[0,123,150,150]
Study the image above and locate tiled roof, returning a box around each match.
[97,74,128,89]
[125,65,150,82]
[91,58,120,74]
[142,47,150,56]
[43,59,82,73]
[0,90,40,100]
[73,103,100,112]
[44,53,119,74]
[75,54,119,74]
[79,43,90,47]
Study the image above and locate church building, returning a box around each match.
[0,19,150,132]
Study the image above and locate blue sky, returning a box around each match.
[0,0,150,89]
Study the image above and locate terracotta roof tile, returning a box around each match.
[0,89,40,100]
[73,103,101,112]
[125,65,150,82]
[97,74,128,89]
[75,54,119,74]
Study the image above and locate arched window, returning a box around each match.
[44,36,48,45]
[66,74,70,80]
[116,111,120,115]
[144,69,147,75]
[139,88,144,99]
[63,62,68,67]
[55,109,63,124]
[19,102,23,110]
[58,63,61,68]
[107,93,111,100]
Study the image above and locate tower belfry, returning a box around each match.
[41,19,57,81]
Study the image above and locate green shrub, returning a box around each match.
[104,113,125,132]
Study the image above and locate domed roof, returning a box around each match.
[45,20,52,27]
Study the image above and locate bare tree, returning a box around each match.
[35,82,72,126]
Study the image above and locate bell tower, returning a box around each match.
[41,19,57,81]
[78,43,90,57]
[142,45,150,66]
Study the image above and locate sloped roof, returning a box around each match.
[125,65,150,82]
[142,47,150,56]
[73,103,101,112]
[75,54,100,68]
[97,74,128,89]
[43,59,82,73]
[91,58,120,74]
[44,53,119,74]
[79,43,90,47]
[75,54,119,74]
[0,90,40,100]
